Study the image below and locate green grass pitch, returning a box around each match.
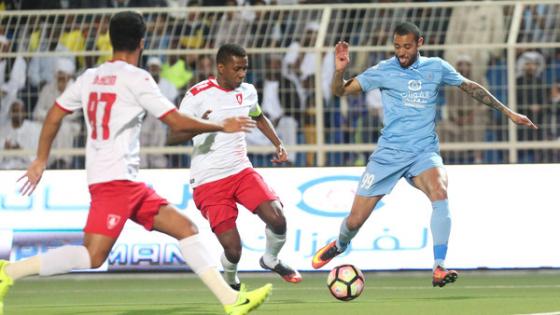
[5,270,560,315]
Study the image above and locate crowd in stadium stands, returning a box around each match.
[0,1,559,168]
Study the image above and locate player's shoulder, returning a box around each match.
[240,82,257,95]
[188,79,218,96]
[368,57,394,72]
[99,61,152,79]
[77,67,97,81]
[122,63,152,79]
[420,56,448,68]
[423,57,458,75]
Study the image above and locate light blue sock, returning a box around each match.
[336,218,358,251]
[431,199,451,268]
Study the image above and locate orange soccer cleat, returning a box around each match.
[311,240,343,269]
[432,266,459,287]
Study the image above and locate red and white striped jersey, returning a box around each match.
[56,60,176,185]
[179,78,260,187]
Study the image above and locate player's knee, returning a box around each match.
[429,186,448,201]
[268,215,286,234]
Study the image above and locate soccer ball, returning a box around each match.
[327,264,365,301]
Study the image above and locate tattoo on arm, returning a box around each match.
[459,80,511,116]
[332,71,347,97]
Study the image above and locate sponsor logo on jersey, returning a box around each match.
[407,80,422,91]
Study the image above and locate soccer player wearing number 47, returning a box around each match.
[0,11,271,315]
[312,22,538,287]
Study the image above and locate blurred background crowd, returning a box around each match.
[0,0,559,169]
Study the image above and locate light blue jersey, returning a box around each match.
[356,55,465,153]
[355,55,465,197]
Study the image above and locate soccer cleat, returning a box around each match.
[259,257,302,283]
[0,260,14,315]
[312,240,343,269]
[224,283,272,315]
[432,266,458,287]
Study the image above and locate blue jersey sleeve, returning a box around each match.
[356,65,384,92]
[440,58,465,86]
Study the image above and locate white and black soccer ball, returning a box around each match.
[327,264,365,301]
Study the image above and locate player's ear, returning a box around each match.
[417,36,424,47]
[139,38,145,50]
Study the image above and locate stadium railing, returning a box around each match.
[0,0,559,168]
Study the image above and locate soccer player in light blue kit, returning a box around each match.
[312,22,537,287]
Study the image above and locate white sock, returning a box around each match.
[262,227,286,267]
[39,245,91,276]
[220,252,240,285]
[5,256,40,281]
[179,235,237,305]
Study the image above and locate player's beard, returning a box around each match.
[396,52,418,68]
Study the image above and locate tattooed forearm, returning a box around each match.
[332,70,347,97]
[459,80,512,116]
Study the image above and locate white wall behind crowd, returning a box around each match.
[0,165,558,271]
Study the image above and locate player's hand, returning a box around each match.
[271,144,289,164]
[222,116,256,133]
[17,159,47,196]
[334,41,350,72]
[509,112,538,129]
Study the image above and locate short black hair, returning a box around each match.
[109,11,146,52]
[393,21,422,42]
[216,43,247,65]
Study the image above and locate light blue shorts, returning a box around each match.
[356,147,444,197]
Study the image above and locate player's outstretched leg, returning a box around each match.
[154,203,273,315]
[224,283,272,315]
[312,218,355,269]
[0,260,14,315]
[0,245,91,315]
[432,266,458,287]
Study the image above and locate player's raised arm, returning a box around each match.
[18,104,70,196]
[458,78,538,129]
[332,41,363,97]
